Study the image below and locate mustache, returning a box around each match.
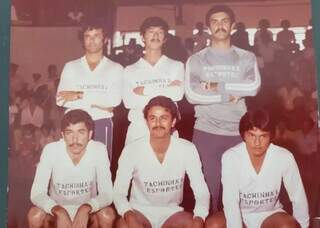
[151,38,161,42]
[152,126,165,130]
[68,143,83,147]
[215,28,227,34]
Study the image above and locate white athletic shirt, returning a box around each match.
[113,136,210,220]
[123,55,184,123]
[222,142,309,228]
[57,56,123,120]
[30,139,113,216]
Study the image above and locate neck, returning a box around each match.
[150,136,170,153]
[67,150,85,165]
[144,48,162,65]
[85,52,103,63]
[211,39,231,49]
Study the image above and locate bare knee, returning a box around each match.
[28,207,46,228]
[97,206,116,228]
[205,213,226,228]
[116,217,128,228]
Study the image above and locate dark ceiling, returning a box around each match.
[115,0,273,6]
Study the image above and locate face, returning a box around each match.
[83,28,106,54]
[208,12,234,42]
[244,127,271,158]
[146,105,176,139]
[62,122,93,155]
[143,26,166,50]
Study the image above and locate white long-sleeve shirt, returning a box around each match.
[222,142,309,228]
[123,55,184,123]
[113,136,210,220]
[57,56,123,120]
[30,139,113,217]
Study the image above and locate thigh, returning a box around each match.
[205,211,226,228]
[162,211,193,228]
[261,212,300,228]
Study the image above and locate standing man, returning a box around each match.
[114,96,209,228]
[185,5,261,212]
[56,20,123,160]
[27,109,115,228]
[123,17,184,144]
[206,109,309,228]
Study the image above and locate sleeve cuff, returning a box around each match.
[87,198,99,213]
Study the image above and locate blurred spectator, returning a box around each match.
[8,124,39,228]
[163,33,188,63]
[192,22,210,53]
[20,94,44,129]
[184,37,195,57]
[254,19,273,46]
[67,4,84,24]
[231,22,250,50]
[276,19,296,50]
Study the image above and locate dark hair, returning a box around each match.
[239,109,275,140]
[258,19,270,29]
[143,96,179,121]
[205,5,235,26]
[61,109,94,132]
[280,19,291,28]
[140,17,169,36]
[79,18,109,42]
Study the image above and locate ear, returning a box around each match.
[103,37,109,45]
[61,132,65,139]
[89,130,93,140]
[231,22,236,31]
[171,118,177,128]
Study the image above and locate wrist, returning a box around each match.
[77,91,83,99]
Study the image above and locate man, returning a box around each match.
[206,109,309,228]
[114,96,209,228]
[185,4,261,212]
[123,16,184,144]
[27,109,115,228]
[56,20,123,160]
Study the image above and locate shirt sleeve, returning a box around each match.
[86,146,113,213]
[113,146,135,216]
[218,54,261,98]
[221,152,243,228]
[30,145,58,215]
[185,144,210,220]
[185,56,223,105]
[122,67,150,110]
[283,153,309,228]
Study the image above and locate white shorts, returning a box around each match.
[132,204,183,228]
[243,208,285,228]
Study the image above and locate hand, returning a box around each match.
[124,210,144,228]
[72,204,92,228]
[200,81,218,92]
[168,80,181,87]
[133,86,144,95]
[91,104,114,113]
[229,95,240,103]
[57,91,83,105]
[191,216,204,228]
[52,205,72,228]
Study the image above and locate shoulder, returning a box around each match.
[187,48,209,65]
[87,140,107,155]
[269,143,295,161]
[233,46,256,59]
[124,59,142,71]
[41,140,64,158]
[104,57,124,71]
[222,142,246,163]
[63,57,83,68]
[163,55,184,67]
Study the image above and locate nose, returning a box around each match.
[155,118,161,126]
[254,136,261,146]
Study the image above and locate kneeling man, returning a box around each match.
[114,96,210,228]
[28,109,115,228]
[206,109,309,228]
